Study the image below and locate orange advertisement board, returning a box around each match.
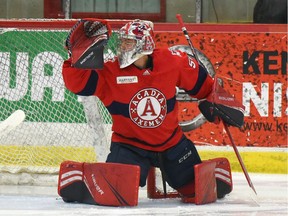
[154,27,287,147]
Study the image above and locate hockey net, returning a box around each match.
[0,19,116,185]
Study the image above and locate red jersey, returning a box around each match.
[62,48,214,152]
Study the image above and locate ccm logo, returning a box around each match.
[178,150,192,163]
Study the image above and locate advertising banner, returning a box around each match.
[0,24,286,147]
[155,31,287,147]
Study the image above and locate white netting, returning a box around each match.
[0,22,117,184]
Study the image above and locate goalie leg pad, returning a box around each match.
[83,162,140,206]
[176,180,195,198]
[181,160,217,205]
[58,160,96,204]
[208,157,233,198]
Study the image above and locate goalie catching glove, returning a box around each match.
[65,18,111,69]
[199,78,245,128]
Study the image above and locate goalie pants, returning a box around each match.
[106,135,201,189]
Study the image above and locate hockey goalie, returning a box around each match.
[58,18,244,206]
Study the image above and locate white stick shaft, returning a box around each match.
[0,110,26,136]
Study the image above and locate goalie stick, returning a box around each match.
[0,110,26,136]
[223,122,257,195]
[176,14,257,195]
[176,14,200,63]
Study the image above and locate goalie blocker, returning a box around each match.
[58,158,232,206]
[198,77,245,128]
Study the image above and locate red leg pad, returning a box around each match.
[58,161,91,203]
[58,161,84,192]
[209,157,233,198]
[194,160,217,204]
[181,160,217,204]
[177,180,195,198]
[83,162,140,206]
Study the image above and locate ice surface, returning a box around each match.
[0,173,287,216]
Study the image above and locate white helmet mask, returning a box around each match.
[117,19,155,68]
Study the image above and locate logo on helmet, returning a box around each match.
[129,88,167,128]
[130,21,153,39]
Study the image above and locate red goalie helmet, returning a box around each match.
[117,19,155,68]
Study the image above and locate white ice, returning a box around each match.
[0,173,287,216]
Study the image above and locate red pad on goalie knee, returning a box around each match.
[181,160,217,205]
[58,161,83,190]
[194,160,217,204]
[209,157,233,198]
[58,161,84,195]
[83,162,140,206]
[57,160,96,203]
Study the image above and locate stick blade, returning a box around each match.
[249,186,260,207]
[0,110,26,136]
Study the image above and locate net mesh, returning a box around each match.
[0,23,116,182]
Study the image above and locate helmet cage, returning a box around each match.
[117,20,155,68]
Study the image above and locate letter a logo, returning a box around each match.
[141,98,157,116]
[129,88,167,128]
